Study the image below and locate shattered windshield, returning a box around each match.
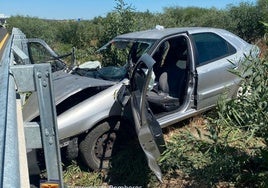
[98,39,155,67]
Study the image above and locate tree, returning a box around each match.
[7,16,57,44]
[227,2,265,42]
[99,0,137,45]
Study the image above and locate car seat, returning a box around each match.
[147,39,187,112]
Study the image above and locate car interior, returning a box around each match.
[148,36,189,114]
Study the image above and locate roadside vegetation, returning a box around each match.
[6,0,268,187]
[6,0,267,65]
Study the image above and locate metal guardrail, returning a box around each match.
[0,27,20,188]
[0,28,63,187]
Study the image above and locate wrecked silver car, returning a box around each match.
[23,27,259,179]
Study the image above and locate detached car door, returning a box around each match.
[130,54,165,181]
[27,38,68,71]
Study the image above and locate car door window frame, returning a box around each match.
[150,33,197,113]
[191,32,237,66]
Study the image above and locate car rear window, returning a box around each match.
[192,32,236,66]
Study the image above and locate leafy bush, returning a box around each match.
[7,16,57,44]
[211,53,268,186]
[220,55,268,141]
[159,120,251,186]
[227,2,265,42]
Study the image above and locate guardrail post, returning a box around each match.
[34,64,63,186]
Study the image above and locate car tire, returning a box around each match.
[79,119,130,170]
[64,137,79,161]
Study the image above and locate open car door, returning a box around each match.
[130,54,165,181]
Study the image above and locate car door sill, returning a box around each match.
[158,108,198,128]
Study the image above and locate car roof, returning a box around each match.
[115,27,225,39]
[114,27,250,50]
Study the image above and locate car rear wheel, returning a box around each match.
[79,120,130,170]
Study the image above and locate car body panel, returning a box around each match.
[196,55,240,109]
[56,80,126,139]
[52,71,115,105]
[23,71,119,139]
[191,31,256,109]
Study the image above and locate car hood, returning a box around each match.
[23,71,116,122]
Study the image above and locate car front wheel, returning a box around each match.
[79,120,130,170]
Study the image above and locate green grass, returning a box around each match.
[62,113,268,187]
[159,114,268,187]
[63,139,159,187]
[63,161,104,187]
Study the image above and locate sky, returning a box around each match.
[0,0,256,20]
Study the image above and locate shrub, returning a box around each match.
[219,55,268,142]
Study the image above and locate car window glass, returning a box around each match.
[192,32,236,66]
[99,40,153,66]
[129,42,150,64]
[28,42,67,72]
[28,42,54,64]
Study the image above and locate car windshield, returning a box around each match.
[71,39,156,82]
[98,39,156,67]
